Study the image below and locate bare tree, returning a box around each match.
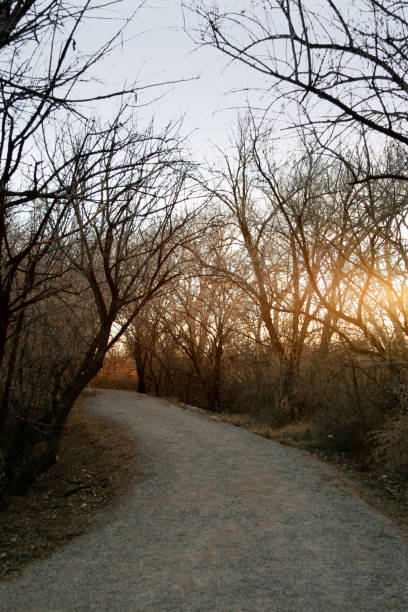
[126,303,163,395]
[125,212,240,411]
[0,1,157,367]
[0,112,194,503]
[196,122,320,414]
[162,273,237,410]
[0,1,196,505]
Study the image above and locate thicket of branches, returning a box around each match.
[121,132,408,470]
[186,0,408,164]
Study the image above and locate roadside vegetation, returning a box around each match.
[1,0,408,529]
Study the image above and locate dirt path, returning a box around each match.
[1,389,407,611]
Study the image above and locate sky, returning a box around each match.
[80,0,266,159]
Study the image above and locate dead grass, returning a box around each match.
[370,414,408,472]
[0,393,138,581]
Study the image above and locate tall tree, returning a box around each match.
[0,1,193,505]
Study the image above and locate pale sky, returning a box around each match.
[79,0,266,159]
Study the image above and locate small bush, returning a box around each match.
[370,414,408,472]
[314,420,372,456]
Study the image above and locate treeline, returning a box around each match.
[120,126,408,465]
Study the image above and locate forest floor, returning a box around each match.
[0,391,406,583]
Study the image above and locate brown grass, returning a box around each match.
[370,414,408,472]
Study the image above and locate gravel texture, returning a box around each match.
[1,389,407,611]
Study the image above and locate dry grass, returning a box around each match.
[216,413,318,445]
[370,414,408,472]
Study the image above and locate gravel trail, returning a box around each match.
[1,389,407,611]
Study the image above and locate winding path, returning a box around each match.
[1,389,407,611]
